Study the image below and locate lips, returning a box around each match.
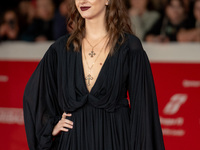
[80,6,91,11]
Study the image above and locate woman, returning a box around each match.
[23,0,165,149]
[20,0,55,41]
[145,0,187,42]
[177,0,200,42]
[129,0,160,40]
[0,9,19,41]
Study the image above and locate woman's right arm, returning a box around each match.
[23,43,61,150]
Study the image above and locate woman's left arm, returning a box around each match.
[127,35,165,150]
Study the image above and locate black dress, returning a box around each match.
[23,34,165,150]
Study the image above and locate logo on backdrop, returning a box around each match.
[182,80,200,88]
[163,94,187,115]
[0,107,23,125]
[160,94,187,137]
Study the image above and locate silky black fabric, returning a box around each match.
[23,33,165,150]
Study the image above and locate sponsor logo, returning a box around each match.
[163,94,187,115]
[161,94,187,136]
[162,128,185,136]
[0,107,24,125]
[0,75,9,82]
[182,80,200,88]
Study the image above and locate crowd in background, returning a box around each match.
[0,0,200,43]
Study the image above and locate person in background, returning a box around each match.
[129,0,160,40]
[18,0,36,41]
[53,0,70,40]
[145,0,187,42]
[177,0,200,42]
[161,0,190,10]
[18,0,35,26]
[0,9,19,41]
[21,0,55,41]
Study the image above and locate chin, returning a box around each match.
[80,14,94,19]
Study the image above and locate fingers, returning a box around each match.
[60,127,69,132]
[64,119,73,125]
[62,112,72,119]
[52,113,74,136]
[63,122,73,129]
[61,112,74,129]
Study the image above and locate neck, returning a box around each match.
[85,14,108,40]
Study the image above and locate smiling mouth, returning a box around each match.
[80,6,91,11]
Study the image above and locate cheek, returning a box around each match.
[141,0,147,7]
[75,1,81,13]
[75,0,79,9]
[166,8,173,17]
[131,0,139,7]
[176,7,184,14]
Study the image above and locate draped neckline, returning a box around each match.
[80,46,110,95]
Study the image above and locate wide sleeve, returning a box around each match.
[128,36,165,150]
[23,43,61,150]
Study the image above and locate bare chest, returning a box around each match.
[81,44,110,93]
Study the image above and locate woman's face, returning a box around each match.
[130,0,148,9]
[194,1,200,21]
[75,0,108,19]
[36,0,55,21]
[166,0,185,23]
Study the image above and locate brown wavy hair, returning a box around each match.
[66,0,133,56]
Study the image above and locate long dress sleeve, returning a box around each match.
[128,36,165,150]
[23,43,61,150]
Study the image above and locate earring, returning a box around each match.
[106,0,109,5]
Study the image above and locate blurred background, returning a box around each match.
[0,0,200,42]
[0,0,200,149]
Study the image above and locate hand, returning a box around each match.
[149,35,169,43]
[158,35,170,43]
[52,112,73,136]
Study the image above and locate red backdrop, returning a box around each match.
[0,60,200,150]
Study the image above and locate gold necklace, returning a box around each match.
[83,37,108,86]
[85,34,108,58]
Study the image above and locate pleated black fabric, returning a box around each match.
[23,33,165,150]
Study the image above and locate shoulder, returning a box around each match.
[40,34,70,61]
[125,33,144,52]
[50,34,70,51]
[45,34,71,57]
[124,34,149,62]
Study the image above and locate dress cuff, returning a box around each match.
[39,116,61,149]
